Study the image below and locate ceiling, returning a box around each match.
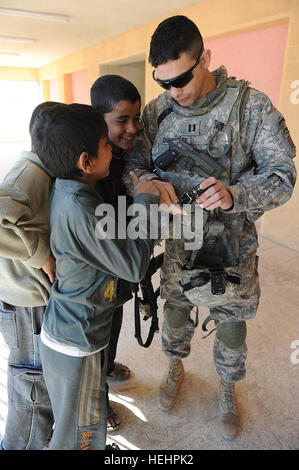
[0,0,199,68]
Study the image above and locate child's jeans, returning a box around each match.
[0,301,54,450]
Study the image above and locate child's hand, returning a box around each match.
[130,171,161,197]
[42,254,57,284]
[130,171,186,215]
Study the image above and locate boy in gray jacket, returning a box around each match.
[0,102,58,450]
[31,102,160,450]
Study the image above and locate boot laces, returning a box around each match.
[167,360,181,383]
[222,381,235,411]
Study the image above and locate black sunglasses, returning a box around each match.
[152,45,204,90]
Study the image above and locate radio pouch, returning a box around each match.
[175,253,241,307]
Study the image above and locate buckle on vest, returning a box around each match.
[210,268,226,295]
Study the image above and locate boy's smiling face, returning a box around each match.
[104,100,141,151]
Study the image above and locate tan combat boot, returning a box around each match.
[217,380,239,440]
[157,358,184,412]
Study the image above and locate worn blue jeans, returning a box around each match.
[0,301,54,450]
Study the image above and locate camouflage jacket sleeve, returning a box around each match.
[227,89,296,214]
[123,98,159,196]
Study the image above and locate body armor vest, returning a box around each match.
[152,77,250,195]
[152,75,258,306]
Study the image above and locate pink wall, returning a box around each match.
[71,68,90,104]
[205,23,289,107]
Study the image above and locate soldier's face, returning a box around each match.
[155,51,210,106]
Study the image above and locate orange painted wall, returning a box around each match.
[71,69,90,104]
[49,78,59,101]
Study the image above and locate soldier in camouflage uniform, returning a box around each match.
[124,16,296,440]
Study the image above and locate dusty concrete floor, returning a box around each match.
[1,236,298,450]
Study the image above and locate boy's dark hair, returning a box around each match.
[31,103,108,179]
[149,15,203,67]
[90,75,141,115]
[29,101,60,135]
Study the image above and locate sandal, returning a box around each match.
[107,404,121,433]
[107,362,131,383]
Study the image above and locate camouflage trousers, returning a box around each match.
[160,241,260,383]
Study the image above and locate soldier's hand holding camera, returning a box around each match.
[196,176,233,211]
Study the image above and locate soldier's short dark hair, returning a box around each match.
[149,15,203,67]
[90,75,141,115]
[31,103,107,179]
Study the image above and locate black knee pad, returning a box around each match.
[216,320,247,350]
